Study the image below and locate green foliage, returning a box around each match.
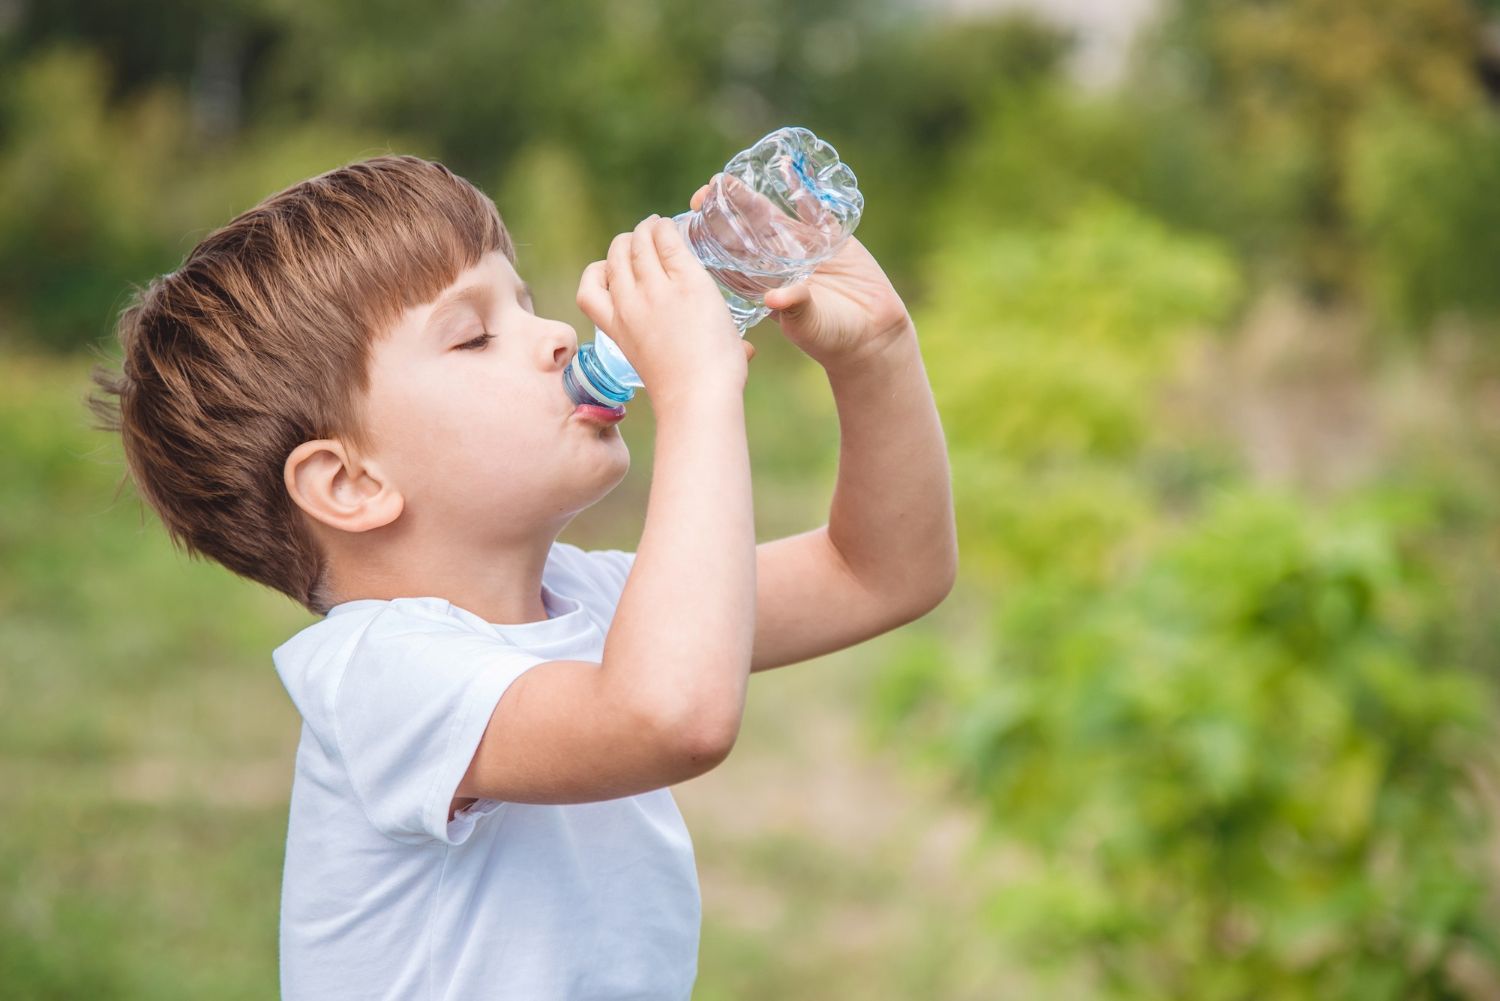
[896,492,1494,999]
[0,44,414,353]
[1137,0,1487,297]
[0,46,177,350]
[1,0,1068,352]
[919,195,1242,584]
[873,195,1500,997]
[495,142,611,325]
[1349,99,1500,328]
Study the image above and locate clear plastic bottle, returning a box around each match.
[564,125,864,408]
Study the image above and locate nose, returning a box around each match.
[542,320,579,371]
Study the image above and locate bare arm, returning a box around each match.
[456,214,756,805]
[750,323,957,673]
[603,388,755,742]
[669,178,958,674]
[454,389,754,803]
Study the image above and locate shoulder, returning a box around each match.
[271,599,495,732]
[273,599,477,675]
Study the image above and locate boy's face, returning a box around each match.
[358,249,629,543]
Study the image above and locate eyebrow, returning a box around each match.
[426,278,534,335]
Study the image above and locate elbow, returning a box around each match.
[677,724,738,775]
[649,698,742,777]
[933,542,959,606]
[906,581,954,625]
[902,541,959,622]
[675,701,742,765]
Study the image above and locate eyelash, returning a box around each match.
[457,332,494,351]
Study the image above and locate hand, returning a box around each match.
[690,175,914,370]
[576,215,757,409]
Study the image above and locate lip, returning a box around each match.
[572,402,627,425]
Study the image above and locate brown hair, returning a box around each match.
[87,154,515,615]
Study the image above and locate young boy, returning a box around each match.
[90,154,956,999]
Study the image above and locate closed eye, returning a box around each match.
[456,332,494,351]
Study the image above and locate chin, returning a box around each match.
[599,441,630,488]
[574,439,630,502]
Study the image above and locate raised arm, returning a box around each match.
[750,322,956,672]
[667,177,956,675]
[455,214,756,805]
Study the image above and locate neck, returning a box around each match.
[326,531,560,625]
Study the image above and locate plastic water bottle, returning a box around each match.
[563,125,864,408]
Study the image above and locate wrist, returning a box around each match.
[823,318,919,379]
[647,375,747,422]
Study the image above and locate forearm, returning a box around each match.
[603,392,755,742]
[824,324,957,606]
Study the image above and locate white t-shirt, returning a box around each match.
[271,541,700,1001]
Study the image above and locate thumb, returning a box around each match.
[742,340,757,363]
[764,281,813,317]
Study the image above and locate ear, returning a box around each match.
[284,439,404,534]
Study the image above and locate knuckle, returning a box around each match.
[655,221,681,252]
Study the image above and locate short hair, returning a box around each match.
[88,154,515,616]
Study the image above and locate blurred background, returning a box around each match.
[3,0,1500,996]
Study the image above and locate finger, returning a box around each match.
[606,231,636,299]
[631,214,666,284]
[690,182,711,212]
[575,260,615,331]
[743,340,756,363]
[651,216,699,280]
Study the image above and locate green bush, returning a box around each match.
[882,491,1496,999]
[1349,100,1500,329]
[871,195,1499,998]
[0,45,419,353]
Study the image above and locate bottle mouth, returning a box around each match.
[564,347,635,407]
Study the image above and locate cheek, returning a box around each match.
[433,382,521,459]
[368,368,477,465]
[368,352,557,483]
[440,371,555,466]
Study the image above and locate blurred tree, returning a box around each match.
[1348,98,1500,327]
[0,41,413,353]
[800,11,1070,304]
[1,0,1069,350]
[868,195,1500,997]
[238,0,906,222]
[493,141,609,334]
[882,490,1497,1000]
[5,0,283,137]
[0,47,186,350]
[1139,0,1488,300]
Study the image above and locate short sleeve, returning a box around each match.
[578,547,636,611]
[333,609,546,845]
